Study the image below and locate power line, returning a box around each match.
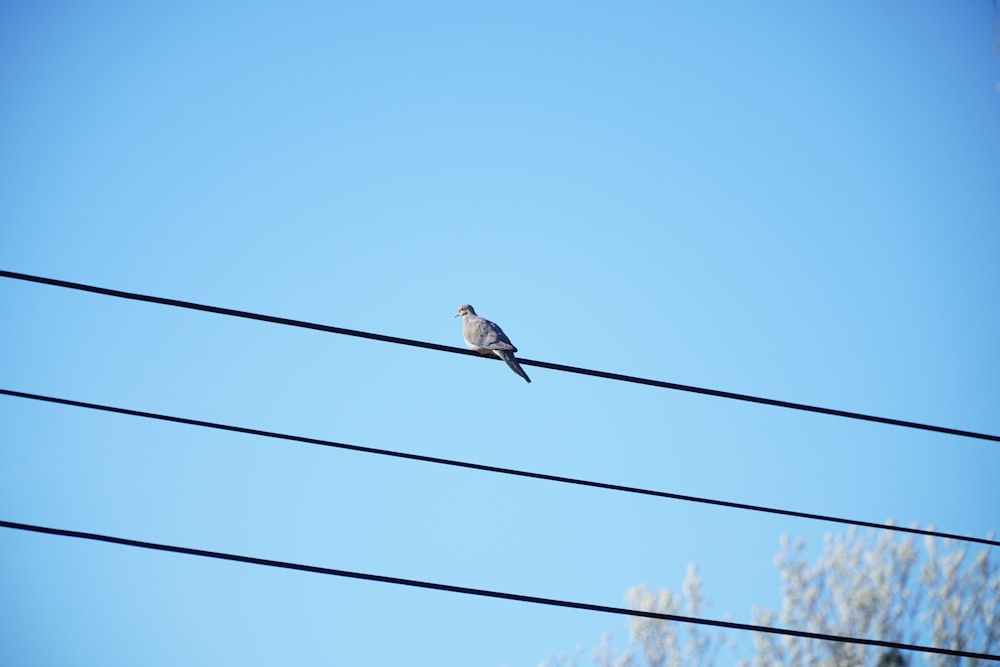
[2,270,998,442]
[2,519,996,662]
[4,388,996,548]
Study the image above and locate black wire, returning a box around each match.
[3,388,996,548]
[2,269,997,443]
[1,519,996,662]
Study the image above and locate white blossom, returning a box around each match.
[543,526,998,667]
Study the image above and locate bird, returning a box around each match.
[455,304,531,383]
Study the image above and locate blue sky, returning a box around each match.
[2,2,998,666]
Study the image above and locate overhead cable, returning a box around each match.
[3,388,995,548]
[2,270,997,442]
[2,519,996,662]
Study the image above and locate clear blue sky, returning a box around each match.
[2,2,998,666]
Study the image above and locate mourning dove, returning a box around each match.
[455,304,531,383]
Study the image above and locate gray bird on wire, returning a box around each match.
[455,304,531,383]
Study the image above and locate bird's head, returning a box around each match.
[455,304,476,318]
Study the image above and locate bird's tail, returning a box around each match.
[499,351,531,383]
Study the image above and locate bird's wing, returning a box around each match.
[465,316,517,352]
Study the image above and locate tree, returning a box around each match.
[540,526,999,667]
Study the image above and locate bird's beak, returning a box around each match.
[454,313,460,318]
